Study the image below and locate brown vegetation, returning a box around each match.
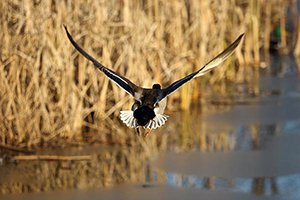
[0,0,297,148]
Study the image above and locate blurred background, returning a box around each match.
[1,0,300,199]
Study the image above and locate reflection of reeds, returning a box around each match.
[0,145,166,194]
[0,0,294,147]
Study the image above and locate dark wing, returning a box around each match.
[64,26,139,97]
[158,34,244,101]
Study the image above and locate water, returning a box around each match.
[1,55,300,199]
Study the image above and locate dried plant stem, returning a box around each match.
[294,17,300,56]
[12,155,92,161]
[0,144,35,153]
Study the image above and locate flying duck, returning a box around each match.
[64,26,244,137]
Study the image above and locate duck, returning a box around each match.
[64,26,244,137]
[269,27,290,52]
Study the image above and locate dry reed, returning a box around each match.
[0,0,296,148]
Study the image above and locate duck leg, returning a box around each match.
[144,129,152,137]
[136,127,140,136]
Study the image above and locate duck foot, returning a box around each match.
[144,129,152,137]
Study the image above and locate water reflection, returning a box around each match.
[0,145,166,194]
[1,183,287,200]
[165,172,300,197]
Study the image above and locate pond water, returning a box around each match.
[1,54,300,200]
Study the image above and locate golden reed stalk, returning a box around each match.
[0,0,294,148]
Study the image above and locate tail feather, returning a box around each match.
[144,114,169,129]
[120,111,137,128]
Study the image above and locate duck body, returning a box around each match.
[121,84,168,133]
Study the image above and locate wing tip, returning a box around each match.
[239,33,245,39]
[234,33,245,47]
[231,33,245,48]
[63,25,73,41]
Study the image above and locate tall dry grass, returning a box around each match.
[0,0,296,148]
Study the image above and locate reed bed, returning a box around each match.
[0,0,297,148]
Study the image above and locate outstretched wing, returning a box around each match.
[158,34,244,101]
[64,26,139,97]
